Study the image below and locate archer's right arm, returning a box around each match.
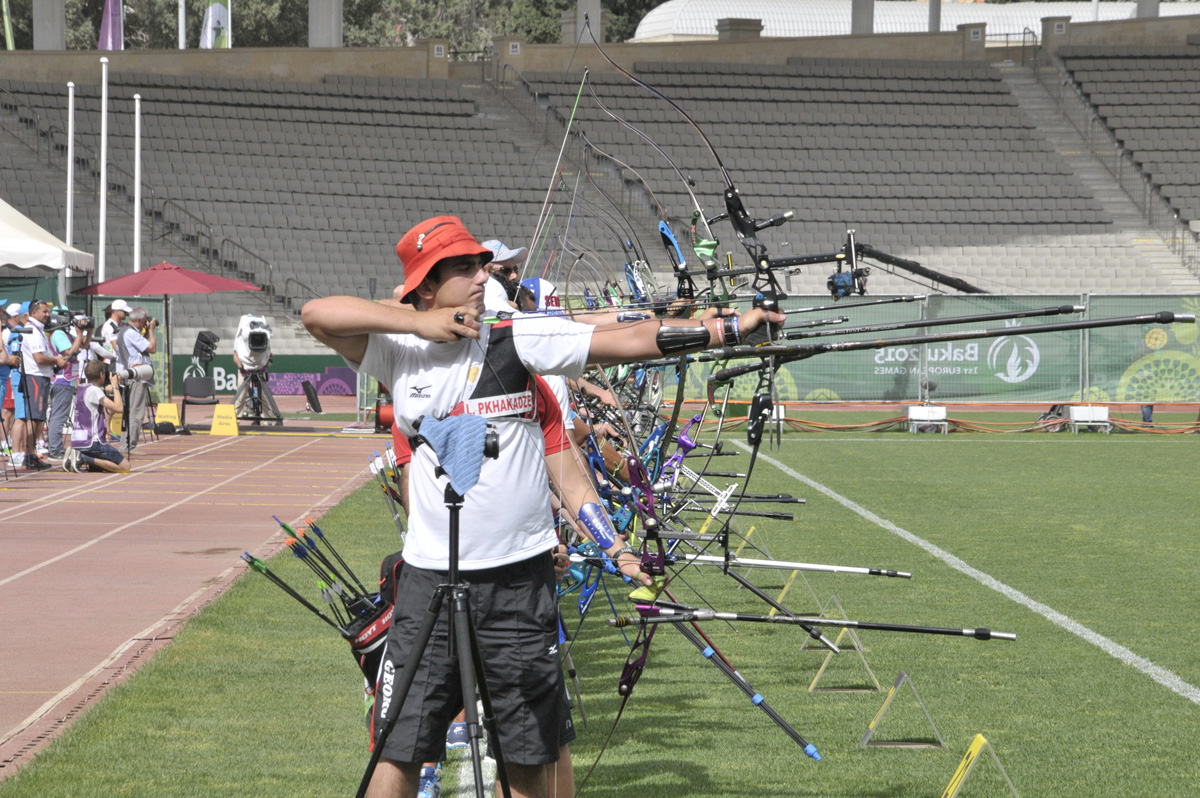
[301,296,481,363]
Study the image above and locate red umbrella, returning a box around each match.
[74,262,263,396]
[74,261,261,296]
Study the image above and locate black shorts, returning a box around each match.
[20,375,50,421]
[371,551,575,766]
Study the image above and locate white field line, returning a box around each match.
[736,441,1200,706]
[0,438,319,589]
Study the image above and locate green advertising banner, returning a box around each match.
[672,295,1200,404]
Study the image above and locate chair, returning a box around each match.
[181,377,219,431]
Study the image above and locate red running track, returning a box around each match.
[0,423,384,777]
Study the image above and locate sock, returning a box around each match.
[12,452,24,466]
[419,765,438,780]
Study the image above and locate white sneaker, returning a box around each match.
[11,452,24,467]
[36,442,48,456]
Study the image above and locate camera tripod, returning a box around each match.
[357,479,512,798]
[233,369,282,426]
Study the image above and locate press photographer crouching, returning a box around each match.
[64,359,130,474]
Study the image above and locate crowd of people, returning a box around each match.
[1,297,158,475]
[303,216,776,798]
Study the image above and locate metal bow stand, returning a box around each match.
[356,471,512,798]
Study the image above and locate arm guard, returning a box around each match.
[655,322,711,356]
[578,502,618,549]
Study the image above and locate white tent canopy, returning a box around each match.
[0,197,94,274]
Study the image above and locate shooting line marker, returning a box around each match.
[940,734,1019,798]
[860,670,944,748]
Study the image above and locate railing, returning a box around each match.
[153,199,216,271]
[1021,27,1039,67]
[0,87,45,159]
[1036,59,1200,279]
[284,277,322,313]
[220,237,276,304]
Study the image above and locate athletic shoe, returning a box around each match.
[24,457,51,472]
[445,721,468,750]
[11,452,24,468]
[35,442,48,456]
[416,765,441,798]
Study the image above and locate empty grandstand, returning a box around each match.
[3,8,1200,357]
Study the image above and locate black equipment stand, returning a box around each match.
[233,369,283,426]
[356,478,513,798]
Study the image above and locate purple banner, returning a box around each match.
[268,366,357,396]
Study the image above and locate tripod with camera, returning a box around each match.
[357,415,513,798]
[233,368,283,426]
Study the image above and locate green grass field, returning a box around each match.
[3,422,1198,796]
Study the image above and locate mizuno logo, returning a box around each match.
[410,384,431,398]
[548,644,558,656]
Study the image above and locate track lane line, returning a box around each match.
[737,441,1200,706]
[0,438,321,589]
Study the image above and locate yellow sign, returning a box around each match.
[156,402,181,425]
[210,404,240,436]
[108,412,123,436]
[941,734,988,798]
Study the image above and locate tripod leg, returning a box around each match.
[452,587,513,798]
[258,376,284,425]
[356,585,449,798]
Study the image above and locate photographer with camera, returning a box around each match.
[44,307,91,461]
[114,306,156,453]
[63,359,129,474]
[98,300,132,360]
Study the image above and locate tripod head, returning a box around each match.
[411,414,499,499]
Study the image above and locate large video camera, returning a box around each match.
[46,310,95,334]
[237,315,272,372]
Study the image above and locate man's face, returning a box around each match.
[490,258,519,281]
[30,303,51,323]
[423,254,489,311]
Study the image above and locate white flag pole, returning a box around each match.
[61,81,76,307]
[179,0,186,48]
[98,57,109,284]
[133,93,141,273]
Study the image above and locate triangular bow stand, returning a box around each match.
[803,594,882,692]
[940,734,1020,798]
[860,670,944,748]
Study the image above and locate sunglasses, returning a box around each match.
[495,265,519,276]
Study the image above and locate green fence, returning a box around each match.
[676,295,1200,404]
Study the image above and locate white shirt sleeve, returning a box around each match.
[512,316,594,379]
[350,332,403,387]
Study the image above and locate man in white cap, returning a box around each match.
[99,299,133,361]
[480,239,527,314]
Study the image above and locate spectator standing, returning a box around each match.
[114,307,157,453]
[18,300,66,470]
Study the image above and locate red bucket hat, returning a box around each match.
[395,216,492,304]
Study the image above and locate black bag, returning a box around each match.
[154,421,177,435]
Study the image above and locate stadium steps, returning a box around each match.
[997,62,1200,293]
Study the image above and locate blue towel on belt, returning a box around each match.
[418,414,489,495]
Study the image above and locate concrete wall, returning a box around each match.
[1043,13,1200,57]
[0,46,428,85]
[4,13,1198,88]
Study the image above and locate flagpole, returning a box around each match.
[133,93,142,273]
[98,57,109,284]
[60,81,76,307]
[178,0,185,48]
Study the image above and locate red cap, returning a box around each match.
[395,216,492,304]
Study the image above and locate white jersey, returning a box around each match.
[484,277,512,315]
[352,315,594,570]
